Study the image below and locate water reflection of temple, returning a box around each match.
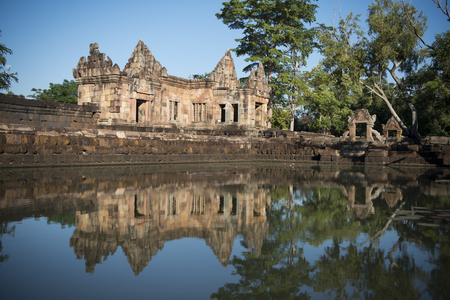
[1,164,447,275]
[69,183,270,275]
[338,172,404,220]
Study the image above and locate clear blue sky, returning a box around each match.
[1,0,448,96]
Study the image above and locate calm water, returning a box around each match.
[0,163,449,300]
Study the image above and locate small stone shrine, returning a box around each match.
[347,108,377,142]
[383,116,403,138]
[73,41,270,129]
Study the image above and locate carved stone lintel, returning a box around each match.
[349,109,376,125]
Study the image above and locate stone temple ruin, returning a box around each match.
[383,116,403,138]
[342,108,383,143]
[73,41,270,129]
[1,40,449,167]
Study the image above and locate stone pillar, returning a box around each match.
[225,102,232,124]
[367,123,374,142]
[349,123,356,142]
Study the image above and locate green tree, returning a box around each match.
[305,13,370,135]
[311,0,449,141]
[271,105,290,130]
[301,67,353,135]
[406,30,450,136]
[0,31,18,92]
[363,0,428,141]
[216,0,318,130]
[29,79,78,104]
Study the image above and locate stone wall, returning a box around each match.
[0,93,99,129]
[0,94,449,167]
[0,121,335,166]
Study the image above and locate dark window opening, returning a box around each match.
[218,196,224,214]
[219,104,226,122]
[168,195,177,216]
[388,130,397,137]
[134,195,144,217]
[231,196,237,215]
[232,104,239,122]
[191,196,205,215]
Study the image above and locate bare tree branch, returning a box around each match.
[433,0,450,21]
[401,0,435,50]
[359,79,410,132]
[370,200,406,245]
[387,60,420,138]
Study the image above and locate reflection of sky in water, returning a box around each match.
[300,239,334,265]
[0,218,242,300]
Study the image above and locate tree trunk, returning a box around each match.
[289,50,299,132]
[267,67,273,129]
[289,101,295,131]
[388,62,421,142]
[361,79,421,143]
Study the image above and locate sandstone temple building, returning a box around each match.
[73,41,270,129]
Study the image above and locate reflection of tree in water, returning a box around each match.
[312,241,425,299]
[212,177,449,299]
[211,241,312,299]
[0,223,15,266]
[390,192,450,300]
[0,164,448,296]
[47,212,76,228]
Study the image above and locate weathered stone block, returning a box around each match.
[365,156,386,164]
[6,134,21,145]
[4,144,27,154]
[430,136,450,144]
[366,149,388,157]
[443,152,450,166]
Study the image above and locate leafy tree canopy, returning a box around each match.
[0,30,18,92]
[217,0,319,130]
[307,0,449,139]
[29,79,78,104]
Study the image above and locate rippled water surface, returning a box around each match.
[0,163,449,299]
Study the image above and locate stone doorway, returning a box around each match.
[136,100,146,123]
[356,123,367,139]
[348,109,376,142]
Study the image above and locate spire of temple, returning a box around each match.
[245,62,270,96]
[122,40,167,79]
[73,43,121,83]
[208,50,239,90]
